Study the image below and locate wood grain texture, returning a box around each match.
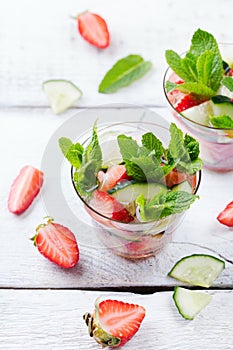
[0,107,233,289]
[0,289,233,349]
[0,0,232,107]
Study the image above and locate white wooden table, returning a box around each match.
[1,1,233,349]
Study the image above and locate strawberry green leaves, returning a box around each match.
[165,29,223,98]
[98,55,152,93]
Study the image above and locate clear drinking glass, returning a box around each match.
[71,121,201,259]
[163,43,233,172]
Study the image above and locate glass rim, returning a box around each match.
[163,42,233,132]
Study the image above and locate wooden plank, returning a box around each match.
[0,289,233,349]
[0,107,233,289]
[0,0,232,107]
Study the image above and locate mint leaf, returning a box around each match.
[117,135,140,160]
[118,132,165,183]
[210,115,233,128]
[59,137,73,157]
[165,29,223,98]
[136,191,198,222]
[73,160,98,197]
[83,121,102,169]
[168,123,203,174]
[197,50,222,92]
[59,137,84,168]
[222,77,233,92]
[189,29,220,57]
[165,81,178,93]
[165,50,193,81]
[176,81,215,97]
[98,55,152,93]
[141,132,164,160]
[184,134,200,161]
[169,123,191,164]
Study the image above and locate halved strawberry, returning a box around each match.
[98,165,131,192]
[77,11,110,49]
[32,218,79,268]
[83,298,146,347]
[8,165,44,214]
[89,190,134,223]
[176,94,206,113]
[217,201,233,227]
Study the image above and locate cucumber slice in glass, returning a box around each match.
[173,286,212,320]
[43,80,82,114]
[168,254,225,288]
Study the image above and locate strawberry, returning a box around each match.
[8,165,44,214]
[83,298,146,347]
[176,94,206,113]
[229,69,233,76]
[217,201,233,227]
[89,190,134,223]
[165,169,196,192]
[98,165,131,192]
[32,218,79,268]
[77,11,110,49]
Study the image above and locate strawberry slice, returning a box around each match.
[98,165,131,192]
[77,11,110,49]
[176,94,206,113]
[8,165,44,214]
[32,218,79,268]
[89,190,134,223]
[165,169,196,192]
[217,201,233,227]
[83,298,146,347]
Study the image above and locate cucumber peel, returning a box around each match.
[168,254,225,287]
[173,286,212,320]
[43,79,82,114]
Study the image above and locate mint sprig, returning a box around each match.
[59,122,102,196]
[167,123,203,174]
[98,54,152,93]
[210,115,233,129]
[136,191,198,222]
[165,29,223,98]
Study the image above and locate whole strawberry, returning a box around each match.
[77,11,110,49]
[32,218,79,268]
[83,298,146,347]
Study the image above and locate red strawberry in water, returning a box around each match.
[165,169,196,192]
[8,165,44,214]
[77,11,110,49]
[89,190,134,223]
[217,201,233,227]
[98,165,131,192]
[83,298,146,347]
[176,94,206,113]
[32,218,79,268]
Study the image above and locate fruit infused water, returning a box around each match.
[60,121,201,258]
[164,29,233,171]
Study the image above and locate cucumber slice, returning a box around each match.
[171,180,192,193]
[111,182,167,205]
[173,286,212,320]
[211,95,233,119]
[168,254,225,288]
[182,101,213,125]
[43,80,82,114]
